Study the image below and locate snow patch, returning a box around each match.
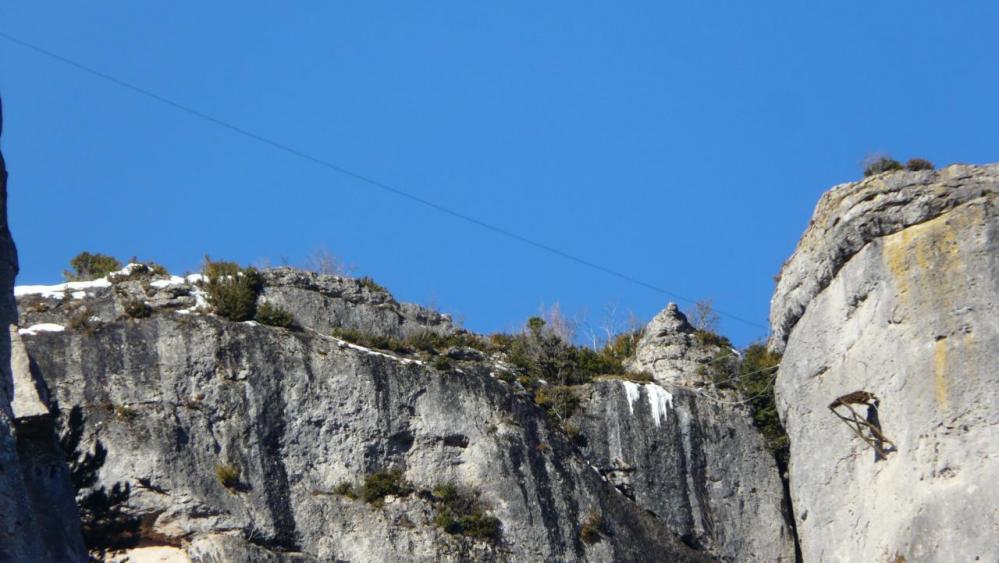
[622,381,641,415]
[15,277,112,299]
[150,276,187,289]
[620,381,673,427]
[334,338,425,367]
[19,323,66,336]
[646,384,674,428]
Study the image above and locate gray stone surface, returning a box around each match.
[19,302,710,561]
[626,304,730,387]
[772,168,999,561]
[259,267,456,339]
[770,164,999,352]
[572,380,796,562]
[579,303,796,561]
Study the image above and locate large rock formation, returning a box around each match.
[771,165,999,561]
[16,273,713,562]
[626,304,727,387]
[572,381,795,562]
[573,305,796,562]
[0,96,88,563]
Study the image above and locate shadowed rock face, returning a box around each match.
[17,286,711,561]
[574,305,796,562]
[572,381,795,562]
[771,166,999,561]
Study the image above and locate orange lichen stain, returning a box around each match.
[883,229,914,299]
[933,338,950,409]
[882,208,968,311]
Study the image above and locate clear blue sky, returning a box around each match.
[1,3,996,346]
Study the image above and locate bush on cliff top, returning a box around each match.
[65,252,121,281]
[905,158,934,171]
[863,156,903,177]
[203,257,263,322]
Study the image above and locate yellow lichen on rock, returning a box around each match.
[933,338,949,410]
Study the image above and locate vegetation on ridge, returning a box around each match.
[863,154,935,177]
[65,252,121,281]
[203,257,263,322]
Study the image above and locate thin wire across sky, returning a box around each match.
[0,31,769,333]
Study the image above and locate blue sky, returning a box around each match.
[1,2,996,346]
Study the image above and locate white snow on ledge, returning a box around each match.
[149,273,204,288]
[16,266,206,302]
[621,380,674,428]
[15,278,112,299]
[324,335,425,368]
[19,323,66,336]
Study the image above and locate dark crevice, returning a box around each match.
[775,453,802,563]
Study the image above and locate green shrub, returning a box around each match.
[580,510,603,544]
[332,327,409,354]
[203,258,263,322]
[905,158,934,171]
[215,463,240,490]
[333,482,357,499]
[694,329,732,349]
[534,386,581,419]
[490,320,644,386]
[358,276,387,293]
[736,344,787,465]
[405,330,441,353]
[361,470,411,505]
[65,252,122,281]
[864,157,903,177]
[432,355,451,371]
[404,330,489,354]
[255,302,294,328]
[123,299,152,319]
[431,484,502,543]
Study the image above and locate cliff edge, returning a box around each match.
[771,165,998,561]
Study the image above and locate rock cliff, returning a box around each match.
[571,379,795,561]
[15,272,719,562]
[771,165,999,561]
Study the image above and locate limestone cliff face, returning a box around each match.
[771,165,999,561]
[571,381,795,562]
[16,274,712,562]
[574,305,795,562]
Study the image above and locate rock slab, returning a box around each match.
[772,166,999,562]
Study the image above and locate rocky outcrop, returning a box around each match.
[572,380,795,562]
[571,305,796,562]
[16,277,712,562]
[0,96,87,563]
[626,304,731,387]
[769,164,999,351]
[258,268,456,340]
[771,166,999,561]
